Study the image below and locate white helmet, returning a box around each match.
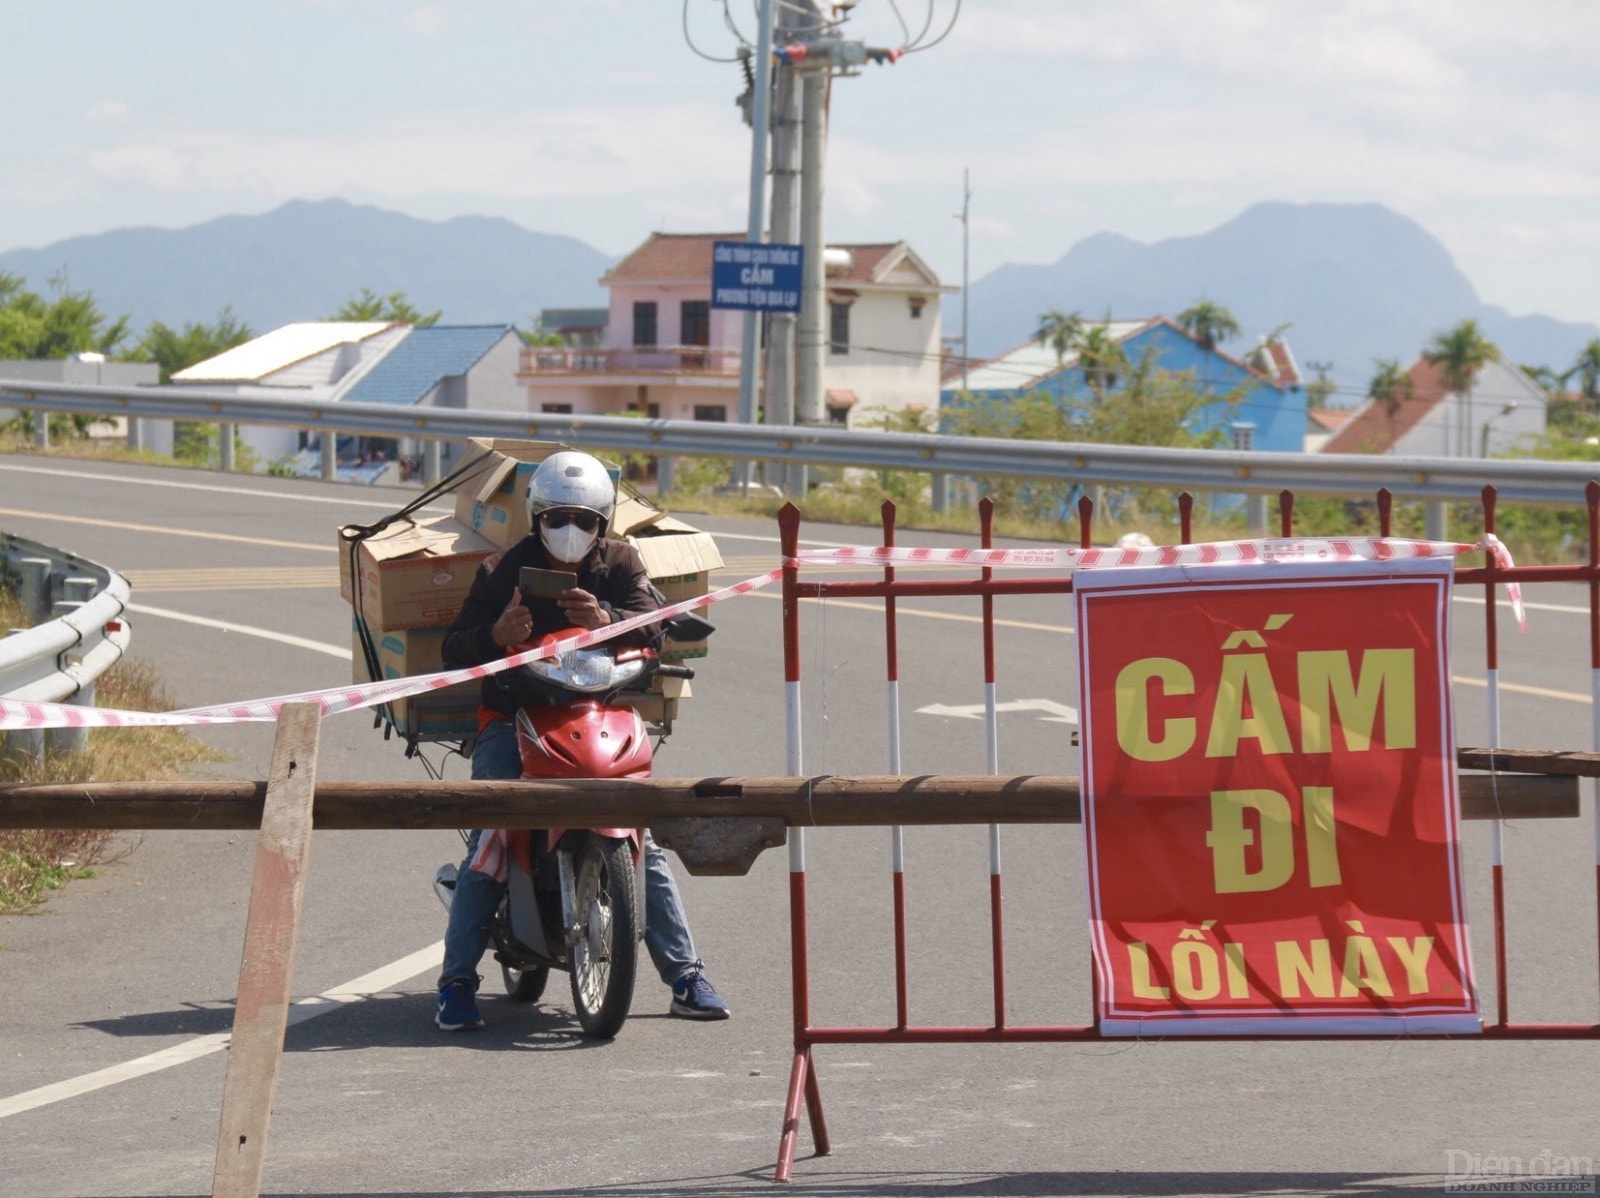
[526,450,616,532]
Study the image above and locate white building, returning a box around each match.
[1322,357,1548,458]
[519,232,952,428]
[171,322,524,478]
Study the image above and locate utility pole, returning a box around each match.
[761,1,810,493]
[790,61,830,496]
[734,0,775,494]
[729,0,932,495]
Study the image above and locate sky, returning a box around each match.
[4,1,1598,325]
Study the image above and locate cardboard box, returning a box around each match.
[339,515,496,631]
[629,515,725,661]
[621,673,690,726]
[352,620,481,740]
[453,437,668,547]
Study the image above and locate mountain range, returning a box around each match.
[1,198,1594,400]
[0,199,612,335]
[961,201,1598,400]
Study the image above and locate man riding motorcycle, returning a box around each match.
[434,450,731,1030]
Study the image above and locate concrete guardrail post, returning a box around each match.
[1247,493,1269,534]
[321,435,337,482]
[14,559,53,623]
[930,472,948,515]
[127,417,143,453]
[32,411,48,451]
[48,678,92,756]
[424,439,441,488]
[657,454,675,497]
[2,727,46,768]
[219,423,235,473]
[1426,500,1449,542]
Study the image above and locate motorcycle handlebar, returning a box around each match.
[655,664,695,680]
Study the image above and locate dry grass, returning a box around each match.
[0,587,223,914]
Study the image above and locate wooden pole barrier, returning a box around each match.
[211,704,321,1198]
[0,765,1578,831]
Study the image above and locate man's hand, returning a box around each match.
[491,587,535,647]
[557,586,613,630]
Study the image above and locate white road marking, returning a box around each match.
[129,602,352,659]
[0,507,336,553]
[1452,593,1590,616]
[125,566,340,592]
[0,462,452,513]
[0,943,443,1120]
[918,699,1078,724]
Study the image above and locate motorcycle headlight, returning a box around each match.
[525,646,647,693]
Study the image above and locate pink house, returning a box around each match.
[519,231,950,427]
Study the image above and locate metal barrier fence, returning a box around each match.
[772,486,1600,1181]
[2,487,1599,1187]
[7,376,1600,515]
[0,533,131,757]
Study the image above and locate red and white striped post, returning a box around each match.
[776,503,829,1183]
[882,502,910,1029]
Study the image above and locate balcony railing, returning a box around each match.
[520,346,741,377]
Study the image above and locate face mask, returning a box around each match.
[540,521,598,563]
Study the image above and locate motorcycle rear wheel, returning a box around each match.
[568,833,639,1039]
[501,963,550,1003]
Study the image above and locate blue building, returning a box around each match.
[942,317,1306,455]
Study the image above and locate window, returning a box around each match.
[829,302,850,355]
[1230,422,1255,452]
[680,300,710,347]
[541,403,573,414]
[647,403,661,419]
[632,301,657,348]
[908,296,926,319]
[828,406,848,426]
[693,405,727,422]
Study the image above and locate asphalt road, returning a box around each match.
[0,454,1596,1197]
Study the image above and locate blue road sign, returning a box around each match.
[711,241,803,313]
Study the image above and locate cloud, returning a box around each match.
[80,104,747,203]
[403,6,449,39]
[85,101,133,125]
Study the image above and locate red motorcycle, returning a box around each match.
[434,626,699,1039]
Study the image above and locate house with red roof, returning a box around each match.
[520,232,952,427]
[1320,357,1548,457]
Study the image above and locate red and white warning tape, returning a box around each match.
[0,534,1522,731]
[796,532,1526,629]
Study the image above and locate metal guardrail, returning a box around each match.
[0,533,131,756]
[4,376,1600,507]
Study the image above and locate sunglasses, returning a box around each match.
[540,509,601,532]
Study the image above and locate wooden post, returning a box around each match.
[212,703,321,1198]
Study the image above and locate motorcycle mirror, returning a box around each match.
[662,613,715,643]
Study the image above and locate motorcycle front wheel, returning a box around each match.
[568,833,639,1039]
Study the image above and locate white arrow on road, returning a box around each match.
[916,698,1078,724]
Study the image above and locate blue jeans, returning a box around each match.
[438,716,703,991]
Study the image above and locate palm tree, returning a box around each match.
[1177,299,1240,352]
[1036,308,1083,366]
[1367,358,1414,428]
[1564,338,1600,415]
[1423,318,1497,456]
[1075,325,1129,400]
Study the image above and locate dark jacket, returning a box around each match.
[444,535,661,718]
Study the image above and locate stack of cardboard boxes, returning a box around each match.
[340,439,723,741]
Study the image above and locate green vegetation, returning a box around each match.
[0,584,223,914]
[327,288,440,327]
[4,272,1599,561]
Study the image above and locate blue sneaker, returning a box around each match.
[436,979,483,1031]
[670,970,731,1020]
